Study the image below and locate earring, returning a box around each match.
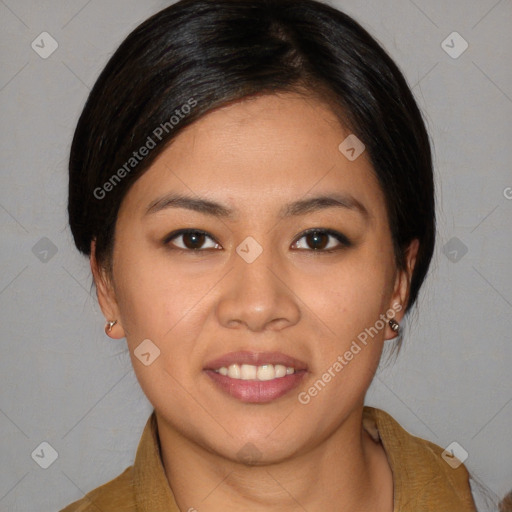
[105,320,117,335]
[389,319,400,334]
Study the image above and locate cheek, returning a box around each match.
[112,246,181,338]
[113,258,210,406]
[294,260,393,415]
[296,251,393,347]
[113,248,217,358]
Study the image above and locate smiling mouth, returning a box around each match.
[203,351,308,403]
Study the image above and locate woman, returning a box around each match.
[62,0,479,510]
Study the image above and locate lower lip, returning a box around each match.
[204,369,307,403]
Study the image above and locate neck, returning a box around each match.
[156,405,393,512]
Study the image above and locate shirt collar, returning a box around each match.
[131,406,472,512]
[133,411,181,512]
[131,407,388,511]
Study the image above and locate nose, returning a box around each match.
[215,240,301,332]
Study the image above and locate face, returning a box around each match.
[92,92,417,463]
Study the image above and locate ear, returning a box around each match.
[90,239,125,339]
[385,238,419,340]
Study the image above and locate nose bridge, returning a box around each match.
[236,235,277,290]
[215,234,300,331]
[234,234,281,303]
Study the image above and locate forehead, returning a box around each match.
[119,92,386,221]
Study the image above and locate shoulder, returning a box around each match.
[363,406,477,511]
[59,466,136,512]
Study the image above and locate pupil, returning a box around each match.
[185,232,204,249]
[308,231,327,250]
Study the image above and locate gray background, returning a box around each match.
[0,0,511,510]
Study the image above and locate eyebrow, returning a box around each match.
[144,192,369,220]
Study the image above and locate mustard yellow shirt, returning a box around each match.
[60,406,477,511]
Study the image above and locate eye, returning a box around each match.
[292,228,352,252]
[164,229,220,251]
[163,228,351,253]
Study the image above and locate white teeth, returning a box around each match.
[257,364,275,381]
[274,365,287,378]
[214,363,295,381]
[227,364,241,379]
[240,364,257,380]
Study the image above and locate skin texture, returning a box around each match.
[91,92,419,511]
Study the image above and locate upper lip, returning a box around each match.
[204,351,308,371]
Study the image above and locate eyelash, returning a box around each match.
[163,228,352,254]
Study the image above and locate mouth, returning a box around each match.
[203,351,308,403]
